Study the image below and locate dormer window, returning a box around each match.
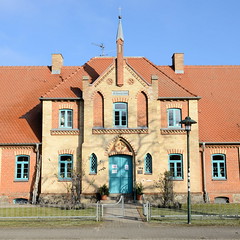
[59,109,73,128]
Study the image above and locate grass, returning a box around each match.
[0,219,99,228]
[145,203,240,225]
[151,203,240,216]
[0,206,96,218]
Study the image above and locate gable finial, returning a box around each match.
[116,8,124,41]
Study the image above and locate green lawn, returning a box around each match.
[0,206,96,218]
[151,203,240,216]
[149,203,240,225]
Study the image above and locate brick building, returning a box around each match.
[0,17,239,203]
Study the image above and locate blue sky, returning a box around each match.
[0,0,239,66]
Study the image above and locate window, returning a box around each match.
[167,108,182,128]
[59,154,73,180]
[114,102,127,127]
[144,153,152,174]
[212,154,226,179]
[169,154,183,179]
[90,153,97,174]
[15,155,29,180]
[59,109,73,128]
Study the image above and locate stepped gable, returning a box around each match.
[159,65,240,142]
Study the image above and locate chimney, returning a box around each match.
[172,53,184,74]
[51,54,63,74]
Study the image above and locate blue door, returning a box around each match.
[109,155,133,194]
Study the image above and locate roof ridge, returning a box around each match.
[41,67,84,98]
[144,57,198,97]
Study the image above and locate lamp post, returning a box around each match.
[180,116,197,224]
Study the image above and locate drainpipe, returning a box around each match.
[201,142,208,202]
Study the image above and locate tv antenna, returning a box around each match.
[92,42,106,56]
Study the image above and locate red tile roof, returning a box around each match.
[0,66,79,144]
[0,57,239,144]
[159,65,240,142]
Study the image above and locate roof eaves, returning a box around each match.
[40,97,81,101]
[158,96,201,100]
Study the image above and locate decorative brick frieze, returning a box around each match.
[58,149,75,155]
[92,128,148,134]
[50,129,80,135]
[112,97,128,103]
[125,65,150,87]
[167,149,184,154]
[160,129,186,135]
[92,65,115,87]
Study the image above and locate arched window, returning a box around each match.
[167,108,182,128]
[137,92,148,127]
[144,153,152,174]
[93,92,104,127]
[90,153,97,174]
[15,155,30,181]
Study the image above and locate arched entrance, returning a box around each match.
[107,137,135,194]
[109,154,133,194]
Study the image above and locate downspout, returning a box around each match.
[202,142,208,202]
[32,143,41,204]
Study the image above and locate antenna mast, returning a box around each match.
[92,42,105,56]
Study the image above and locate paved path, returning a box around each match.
[0,204,239,239]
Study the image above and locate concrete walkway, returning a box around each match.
[102,203,143,223]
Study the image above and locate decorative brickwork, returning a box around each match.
[125,64,150,87]
[160,129,186,135]
[106,136,137,156]
[92,65,115,87]
[167,149,184,154]
[58,149,75,155]
[50,129,80,135]
[92,128,148,134]
[112,97,128,103]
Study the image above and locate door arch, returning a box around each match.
[109,154,133,194]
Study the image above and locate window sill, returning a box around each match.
[51,129,80,135]
[89,173,97,175]
[58,179,72,182]
[92,127,148,134]
[212,178,227,181]
[144,173,152,175]
[14,179,29,182]
[171,178,184,181]
[160,128,186,135]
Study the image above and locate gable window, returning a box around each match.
[167,108,182,128]
[59,109,73,128]
[59,154,73,180]
[169,154,183,179]
[15,155,29,181]
[114,102,127,127]
[212,154,226,179]
[90,153,97,174]
[144,153,152,174]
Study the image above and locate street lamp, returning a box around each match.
[180,116,197,224]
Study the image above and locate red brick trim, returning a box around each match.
[112,97,128,103]
[50,129,80,135]
[92,128,148,134]
[160,129,186,135]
